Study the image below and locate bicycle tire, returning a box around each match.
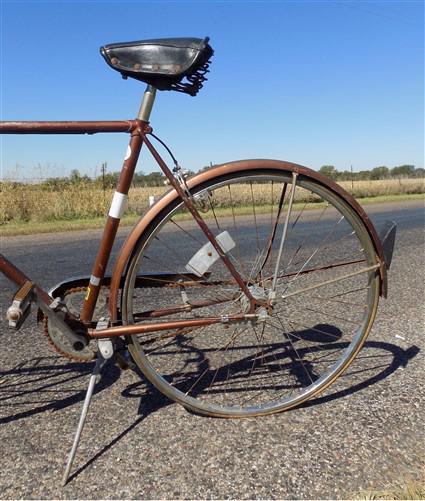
[121,166,380,417]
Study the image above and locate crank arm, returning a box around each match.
[37,297,90,351]
[1,253,89,351]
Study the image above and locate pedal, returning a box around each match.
[6,280,35,329]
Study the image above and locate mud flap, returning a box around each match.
[378,220,397,269]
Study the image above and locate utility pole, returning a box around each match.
[101,162,107,202]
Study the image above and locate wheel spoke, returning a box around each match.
[257,181,288,278]
[271,172,297,292]
[281,263,379,300]
[274,315,315,386]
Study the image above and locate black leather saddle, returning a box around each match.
[100,37,213,96]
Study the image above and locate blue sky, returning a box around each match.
[1,0,423,180]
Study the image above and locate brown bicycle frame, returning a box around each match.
[0,116,388,341]
[0,118,257,339]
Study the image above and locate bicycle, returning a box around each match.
[0,37,397,484]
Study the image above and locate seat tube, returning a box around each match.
[80,85,157,323]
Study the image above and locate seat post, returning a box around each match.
[137,84,157,122]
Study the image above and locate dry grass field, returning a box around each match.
[1,177,424,226]
[356,477,425,500]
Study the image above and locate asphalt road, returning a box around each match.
[0,199,424,499]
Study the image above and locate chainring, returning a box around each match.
[43,286,108,362]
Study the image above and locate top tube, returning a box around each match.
[0,120,137,134]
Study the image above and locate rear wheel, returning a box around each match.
[121,167,380,417]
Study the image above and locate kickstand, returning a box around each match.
[61,350,107,486]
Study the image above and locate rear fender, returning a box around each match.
[108,159,390,321]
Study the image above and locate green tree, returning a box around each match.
[69,169,81,183]
[95,172,118,189]
[391,165,415,178]
[357,170,371,180]
[41,176,70,190]
[145,172,165,186]
[370,166,389,180]
[318,165,338,180]
[338,170,354,181]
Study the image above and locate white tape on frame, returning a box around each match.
[109,192,128,219]
[89,275,101,286]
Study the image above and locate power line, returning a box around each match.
[339,1,420,27]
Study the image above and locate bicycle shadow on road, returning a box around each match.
[2,331,417,483]
[66,369,171,483]
[298,340,420,409]
[67,335,419,482]
[0,355,120,424]
[122,328,420,414]
[118,331,420,419]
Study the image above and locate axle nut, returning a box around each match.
[6,306,21,322]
